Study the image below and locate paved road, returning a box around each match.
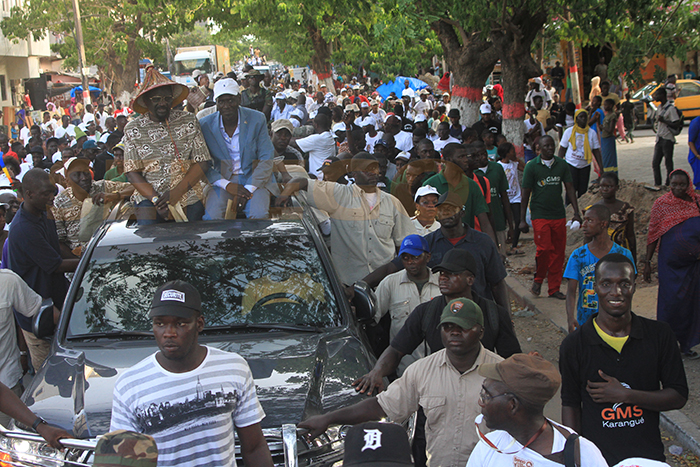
[617,126,694,184]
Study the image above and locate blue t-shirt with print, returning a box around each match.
[563,243,635,325]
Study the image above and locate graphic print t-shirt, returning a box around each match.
[111,347,264,467]
[563,243,634,325]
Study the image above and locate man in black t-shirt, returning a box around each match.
[560,253,688,465]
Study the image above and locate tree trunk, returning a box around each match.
[308,25,335,90]
[432,19,499,126]
[493,10,548,158]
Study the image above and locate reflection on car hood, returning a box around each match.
[20,329,375,437]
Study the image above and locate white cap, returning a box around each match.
[533,77,543,85]
[359,116,374,127]
[360,101,369,108]
[299,88,306,93]
[480,103,492,114]
[275,92,286,100]
[396,151,411,161]
[612,459,672,467]
[290,91,300,100]
[192,70,203,80]
[320,83,327,88]
[352,84,360,90]
[213,78,240,100]
[414,114,427,123]
[414,185,440,202]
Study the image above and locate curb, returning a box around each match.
[505,275,700,459]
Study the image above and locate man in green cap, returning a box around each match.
[299,298,503,467]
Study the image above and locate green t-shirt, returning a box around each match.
[477,161,509,231]
[522,156,572,220]
[104,167,128,182]
[422,171,489,228]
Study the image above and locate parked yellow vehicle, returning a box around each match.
[628,79,700,126]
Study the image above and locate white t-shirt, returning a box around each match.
[498,159,522,203]
[433,136,460,153]
[365,131,384,153]
[41,120,59,136]
[466,420,608,467]
[55,124,76,141]
[19,127,31,146]
[296,131,336,178]
[0,270,42,388]
[560,127,600,169]
[524,118,545,150]
[82,112,95,124]
[111,346,265,467]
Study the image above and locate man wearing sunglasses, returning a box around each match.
[468,353,607,467]
[299,298,501,467]
[124,66,211,224]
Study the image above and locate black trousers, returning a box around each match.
[652,138,674,186]
[567,163,591,204]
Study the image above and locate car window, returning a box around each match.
[632,83,658,100]
[67,234,342,337]
[677,83,700,98]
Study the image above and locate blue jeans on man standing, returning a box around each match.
[203,175,270,220]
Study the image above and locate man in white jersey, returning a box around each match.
[110,280,273,467]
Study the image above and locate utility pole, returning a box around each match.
[565,11,581,108]
[71,0,91,105]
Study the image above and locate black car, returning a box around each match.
[0,215,383,466]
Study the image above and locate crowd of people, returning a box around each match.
[0,58,696,467]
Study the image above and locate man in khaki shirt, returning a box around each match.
[276,152,416,285]
[299,298,502,467]
[374,234,440,374]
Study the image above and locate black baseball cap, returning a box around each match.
[149,280,202,319]
[342,422,413,466]
[431,249,477,276]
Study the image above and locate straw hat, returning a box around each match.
[131,65,188,114]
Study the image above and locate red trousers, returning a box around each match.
[532,218,567,296]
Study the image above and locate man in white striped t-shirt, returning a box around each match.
[110,280,273,467]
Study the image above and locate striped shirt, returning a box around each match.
[110,346,265,467]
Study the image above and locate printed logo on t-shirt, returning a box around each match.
[600,382,645,428]
[513,456,534,467]
[536,175,561,187]
[134,379,239,434]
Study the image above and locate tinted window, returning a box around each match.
[67,235,341,337]
[678,83,700,98]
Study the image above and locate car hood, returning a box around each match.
[20,329,375,438]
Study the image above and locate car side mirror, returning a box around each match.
[32,299,56,341]
[352,281,376,324]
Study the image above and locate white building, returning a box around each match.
[0,0,52,109]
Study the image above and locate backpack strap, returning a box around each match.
[542,423,581,467]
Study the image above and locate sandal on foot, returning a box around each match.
[683,350,700,360]
[549,291,567,300]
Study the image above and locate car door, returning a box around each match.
[676,81,700,118]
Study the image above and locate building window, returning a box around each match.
[0,75,6,102]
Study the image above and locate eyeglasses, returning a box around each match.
[149,96,174,104]
[479,387,512,404]
[418,200,438,207]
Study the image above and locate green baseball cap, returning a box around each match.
[438,298,484,330]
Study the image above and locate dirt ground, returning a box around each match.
[512,305,700,467]
[507,179,669,285]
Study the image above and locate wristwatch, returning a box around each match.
[151,195,159,205]
[31,417,47,431]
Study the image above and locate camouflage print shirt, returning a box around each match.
[123,110,212,207]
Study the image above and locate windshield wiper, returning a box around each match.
[67,331,154,341]
[202,323,324,333]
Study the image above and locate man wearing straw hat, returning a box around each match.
[123,65,212,224]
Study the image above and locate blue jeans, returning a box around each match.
[135,199,205,225]
[204,177,270,220]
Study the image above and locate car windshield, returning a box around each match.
[67,234,341,337]
[173,58,212,76]
[632,83,658,100]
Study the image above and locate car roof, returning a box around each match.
[95,219,311,247]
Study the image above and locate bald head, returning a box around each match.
[22,168,51,193]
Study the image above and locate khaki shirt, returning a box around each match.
[374,269,440,373]
[123,110,212,206]
[377,346,503,467]
[306,180,416,285]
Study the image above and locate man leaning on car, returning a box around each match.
[110,280,273,467]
